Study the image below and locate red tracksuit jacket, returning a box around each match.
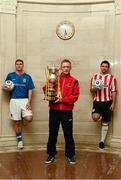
[43,73,80,111]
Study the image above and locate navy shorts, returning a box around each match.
[92,101,112,122]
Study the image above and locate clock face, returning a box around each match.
[56,21,75,40]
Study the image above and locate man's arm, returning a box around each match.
[110,91,117,111]
[26,89,33,110]
[42,84,46,94]
[110,77,117,111]
[90,77,97,100]
[62,81,80,104]
[2,74,11,91]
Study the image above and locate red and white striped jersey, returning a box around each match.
[90,74,117,102]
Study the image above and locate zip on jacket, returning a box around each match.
[49,73,80,111]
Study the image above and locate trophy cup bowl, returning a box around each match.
[49,73,57,82]
[44,66,61,102]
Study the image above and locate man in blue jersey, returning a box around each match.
[3,59,35,149]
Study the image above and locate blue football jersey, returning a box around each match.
[5,72,35,99]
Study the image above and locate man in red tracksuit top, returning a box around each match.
[43,59,80,165]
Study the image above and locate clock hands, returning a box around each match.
[64,29,67,36]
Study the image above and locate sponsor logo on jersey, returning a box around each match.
[23,79,26,83]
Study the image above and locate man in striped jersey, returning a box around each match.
[90,60,117,149]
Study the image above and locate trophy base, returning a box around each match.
[48,96,55,102]
[49,100,55,103]
[44,96,56,102]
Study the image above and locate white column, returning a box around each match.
[110,1,121,148]
[0,0,17,146]
[0,0,17,14]
[115,0,121,14]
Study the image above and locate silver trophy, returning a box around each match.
[44,66,61,102]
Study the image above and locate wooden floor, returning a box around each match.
[0,147,121,179]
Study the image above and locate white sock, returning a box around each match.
[100,123,109,142]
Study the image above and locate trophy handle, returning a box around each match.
[57,75,62,99]
[44,68,49,101]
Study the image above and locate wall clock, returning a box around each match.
[56,21,75,40]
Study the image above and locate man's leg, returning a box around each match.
[92,101,102,122]
[92,113,102,122]
[99,122,109,149]
[92,113,109,149]
[23,115,33,125]
[15,120,24,149]
[61,111,75,162]
[99,101,112,149]
[22,100,33,125]
[100,122,109,143]
[10,99,23,149]
[47,109,60,156]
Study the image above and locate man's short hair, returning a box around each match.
[100,60,110,68]
[61,59,71,66]
[15,59,24,65]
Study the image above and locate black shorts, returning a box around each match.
[92,101,112,122]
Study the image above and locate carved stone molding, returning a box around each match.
[115,0,121,14]
[18,0,114,4]
[0,0,17,14]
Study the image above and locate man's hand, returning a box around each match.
[54,97,62,103]
[26,102,32,110]
[110,103,115,111]
[2,86,11,92]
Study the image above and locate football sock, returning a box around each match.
[16,132,22,142]
[100,123,109,142]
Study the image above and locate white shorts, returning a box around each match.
[10,98,33,121]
